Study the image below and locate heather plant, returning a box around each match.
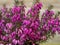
[0,0,60,45]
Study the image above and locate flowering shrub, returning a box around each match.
[0,1,60,45]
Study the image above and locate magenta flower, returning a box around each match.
[0,1,60,45]
[6,22,13,29]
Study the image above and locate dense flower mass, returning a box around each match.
[0,1,60,45]
[27,2,42,17]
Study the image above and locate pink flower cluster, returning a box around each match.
[0,2,60,45]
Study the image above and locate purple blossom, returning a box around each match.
[0,1,60,45]
[6,22,13,29]
[11,14,21,22]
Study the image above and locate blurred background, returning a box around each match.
[0,0,60,45]
[0,0,60,10]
